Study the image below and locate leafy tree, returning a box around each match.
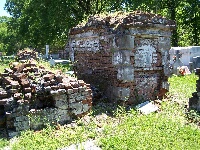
[179,0,200,46]
[3,0,200,49]
[0,16,19,55]
[4,0,124,51]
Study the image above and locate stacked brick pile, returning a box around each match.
[66,11,175,104]
[0,58,92,138]
[189,68,200,111]
[16,48,38,61]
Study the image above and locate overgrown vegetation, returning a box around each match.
[100,103,200,150]
[1,61,200,149]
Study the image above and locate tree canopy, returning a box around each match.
[1,0,199,54]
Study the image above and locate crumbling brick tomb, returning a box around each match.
[0,49,92,138]
[66,11,175,103]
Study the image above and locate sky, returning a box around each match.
[0,0,10,17]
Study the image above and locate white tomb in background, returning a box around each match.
[170,46,200,66]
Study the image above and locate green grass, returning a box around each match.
[1,60,200,150]
[168,73,198,100]
[10,125,93,150]
[0,138,8,149]
[99,102,200,150]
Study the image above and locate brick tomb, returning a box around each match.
[66,11,175,104]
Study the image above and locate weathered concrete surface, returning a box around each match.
[66,11,175,104]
